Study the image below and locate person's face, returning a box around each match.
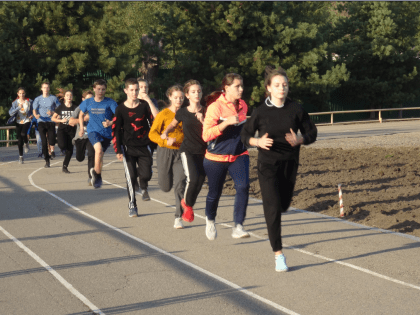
[267,75,289,100]
[93,85,106,98]
[41,84,50,94]
[138,82,149,94]
[17,90,25,99]
[225,79,243,101]
[82,94,93,101]
[169,91,184,109]
[64,91,73,102]
[185,84,202,104]
[124,84,139,101]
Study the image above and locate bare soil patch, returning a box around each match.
[220,147,420,238]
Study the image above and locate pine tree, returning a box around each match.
[331,2,420,114]
[148,1,349,108]
[0,2,140,122]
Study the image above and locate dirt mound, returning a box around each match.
[219,147,420,238]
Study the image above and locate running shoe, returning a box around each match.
[44,160,50,168]
[181,199,194,222]
[142,189,150,201]
[87,178,92,186]
[19,156,23,164]
[90,168,102,188]
[128,202,138,217]
[275,254,289,272]
[24,143,30,153]
[62,166,70,173]
[51,151,56,159]
[231,224,250,239]
[205,217,217,240]
[174,217,184,229]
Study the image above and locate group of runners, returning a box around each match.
[8,66,317,272]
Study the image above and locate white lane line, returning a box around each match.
[0,161,15,166]
[0,225,104,315]
[30,168,299,315]
[104,180,420,292]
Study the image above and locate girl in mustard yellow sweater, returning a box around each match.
[149,85,186,229]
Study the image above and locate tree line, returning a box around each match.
[1,1,420,124]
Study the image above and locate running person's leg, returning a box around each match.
[47,122,56,157]
[156,146,174,193]
[122,149,138,217]
[62,130,75,172]
[258,159,297,272]
[136,146,153,200]
[173,151,186,219]
[21,122,30,155]
[228,155,250,238]
[86,140,95,183]
[203,158,229,240]
[35,129,42,157]
[74,138,88,162]
[15,123,25,160]
[180,152,206,222]
[38,122,50,166]
[88,131,106,188]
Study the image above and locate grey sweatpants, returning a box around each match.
[156,146,186,218]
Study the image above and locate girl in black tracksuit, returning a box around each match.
[161,80,207,223]
[52,90,78,173]
[241,66,317,272]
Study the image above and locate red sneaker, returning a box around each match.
[181,199,194,222]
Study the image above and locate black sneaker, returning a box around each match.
[142,189,150,201]
[44,160,50,168]
[51,151,56,159]
[88,178,92,186]
[128,202,138,217]
[90,168,102,188]
[62,166,70,173]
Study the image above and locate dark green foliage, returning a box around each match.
[0,1,141,123]
[331,2,420,112]
[149,1,349,108]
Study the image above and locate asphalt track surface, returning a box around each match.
[1,122,420,315]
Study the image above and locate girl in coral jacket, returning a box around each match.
[202,73,250,241]
[9,87,33,163]
[149,85,186,229]
[241,66,317,272]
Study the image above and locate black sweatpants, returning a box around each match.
[258,159,298,252]
[38,122,56,161]
[57,128,76,167]
[15,122,30,156]
[74,138,95,178]
[123,146,153,207]
[180,152,206,207]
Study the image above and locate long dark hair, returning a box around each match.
[204,73,243,106]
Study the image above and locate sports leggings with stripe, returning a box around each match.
[180,152,206,208]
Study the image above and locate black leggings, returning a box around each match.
[38,122,56,161]
[74,138,95,178]
[258,159,298,252]
[15,122,30,156]
[180,152,206,207]
[57,128,76,167]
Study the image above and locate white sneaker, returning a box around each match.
[174,217,184,229]
[24,143,30,153]
[232,224,250,239]
[206,217,217,240]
